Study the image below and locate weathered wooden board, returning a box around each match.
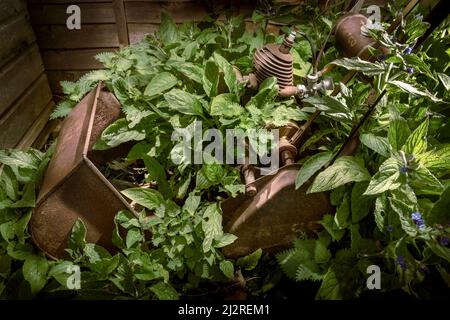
[0,0,27,24]
[0,44,44,117]
[0,13,36,68]
[128,23,159,44]
[15,100,55,150]
[0,74,52,148]
[113,0,130,46]
[35,24,120,49]
[46,70,88,93]
[41,48,116,70]
[29,3,116,25]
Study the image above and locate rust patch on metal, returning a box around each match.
[221,164,333,258]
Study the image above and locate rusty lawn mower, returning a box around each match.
[30,0,441,260]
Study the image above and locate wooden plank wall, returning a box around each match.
[27,0,256,94]
[0,0,55,149]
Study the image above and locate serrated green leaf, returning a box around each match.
[144,72,178,99]
[309,156,370,193]
[331,57,385,76]
[389,80,440,102]
[210,93,242,118]
[150,282,179,300]
[403,118,429,156]
[360,133,390,157]
[296,152,332,190]
[388,118,411,151]
[364,157,402,195]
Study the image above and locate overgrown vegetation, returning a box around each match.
[0,1,448,299]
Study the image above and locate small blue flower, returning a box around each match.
[403,47,412,55]
[387,225,394,232]
[406,67,414,74]
[377,54,386,61]
[397,255,407,270]
[411,211,426,229]
[440,236,449,246]
[400,166,409,173]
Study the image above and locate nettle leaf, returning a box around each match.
[364,157,402,195]
[402,118,428,156]
[202,163,226,184]
[308,156,370,193]
[388,117,411,151]
[0,150,38,170]
[210,93,242,118]
[360,133,390,157]
[164,89,203,116]
[302,95,351,121]
[150,282,179,300]
[388,80,441,102]
[158,11,179,44]
[331,57,385,76]
[23,255,49,294]
[416,144,450,174]
[202,60,219,97]
[121,188,165,211]
[144,72,178,99]
[202,203,223,252]
[296,152,333,190]
[219,260,234,279]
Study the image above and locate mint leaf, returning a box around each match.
[360,133,390,157]
[309,156,370,193]
[121,188,165,211]
[23,255,49,294]
[388,118,411,151]
[144,72,178,99]
[296,152,333,189]
[402,118,429,156]
[364,157,402,195]
[219,260,234,279]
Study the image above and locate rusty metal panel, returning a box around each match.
[221,164,332,258]
[31,82,134,259]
